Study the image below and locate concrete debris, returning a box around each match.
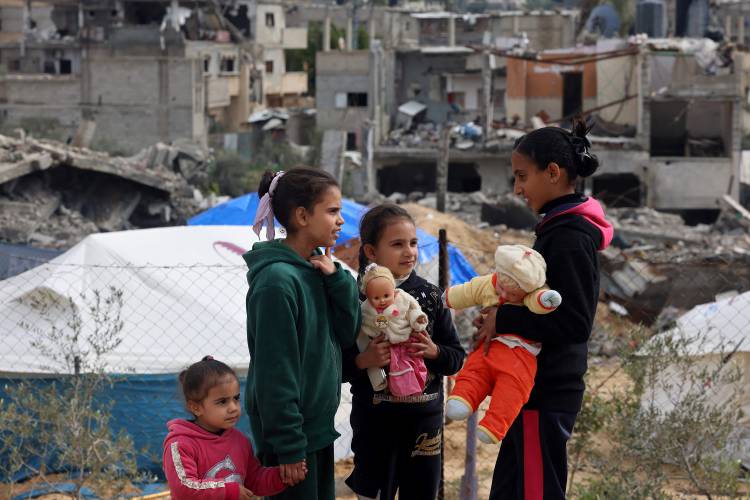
[387,119,489,151]
[0,133,212,249]
[480,194,538,230]
[248,108,290,124]
[601,204,750,325]
[387,192,408,204]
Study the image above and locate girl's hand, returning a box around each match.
[239,486,256,499]
[472,306,498,355]
[408,331,439,360]
[309,247,336,275]
[280,460,308,486]
[355,333,391,369]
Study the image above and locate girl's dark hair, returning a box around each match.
[513,117,600,182]
[357,203,415,275]
[179,356,237,405]
[258,167,339,233]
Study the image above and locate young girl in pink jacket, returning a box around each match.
[163,357,295,500]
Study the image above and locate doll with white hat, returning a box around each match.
[358,264,429,397]
[443,244,561,314]
[443,244,562,445]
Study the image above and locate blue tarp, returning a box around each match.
[0,243,63,280]
[188,193,477,285]
[0,375,251,483]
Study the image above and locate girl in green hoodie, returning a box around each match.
[244,167,361,500]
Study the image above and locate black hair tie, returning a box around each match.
[568,135,592,164]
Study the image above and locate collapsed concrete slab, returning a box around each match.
[0,133,210,248]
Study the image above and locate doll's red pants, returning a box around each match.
[448,340,537,442]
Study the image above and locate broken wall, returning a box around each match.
[316,51,370,133]
[490,13,577,51]
[396,52,473,124]
[383,11,419,49]
[596,54,638,127]
[647,158,733,209]
[506,56,597,123]
[255,4,285,46]
[455,16,490,46]
[261,46,286,96]
[445,73,482,113]
[1,51,204,154]
[476,156,512,194]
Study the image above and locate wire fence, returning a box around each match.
[1,238,749,499]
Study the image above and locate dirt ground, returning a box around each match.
[402,203,534,275]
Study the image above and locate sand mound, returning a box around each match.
[402,203,534,275]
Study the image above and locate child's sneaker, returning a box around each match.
[446,397,472,420]
[477,425,501,445]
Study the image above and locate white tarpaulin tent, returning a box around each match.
[648,290,750,461]
[0,225,357,464]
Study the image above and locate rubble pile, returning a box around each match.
[0,133,215,249]
[402,202,533,275]
[601,202,750,326]
[387,123,442,148]
[376,190,537,231]
[607,204,750,262]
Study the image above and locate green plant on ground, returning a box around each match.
[569,324,744,499]
[0,287,140,500]
[208,136,306,197]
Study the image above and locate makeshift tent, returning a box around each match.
[647,291,750,462]
[0,225,357,479]
[188,193,478,286]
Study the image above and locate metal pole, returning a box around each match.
[460,413,479,500]
[437,229,449,500]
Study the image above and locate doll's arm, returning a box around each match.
[359,301,380,339]
[405,293,428,332]
[444,274,496,310]
[524,286,562,315]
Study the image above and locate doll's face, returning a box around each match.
[366,277,396,309]
[494,273,527,303]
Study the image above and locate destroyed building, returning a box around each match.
[316,9,577,194]
[314,3,750,219]
[0,0,312,154]
[0,132,212,249]
[252,2,309,108]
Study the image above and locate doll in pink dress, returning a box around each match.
[359,264,429,397]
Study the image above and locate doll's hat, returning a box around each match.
[494,245,546,293]
[360,263,396,294]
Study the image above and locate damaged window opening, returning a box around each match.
[593,174,641,208]
[220,57,236,73]
[346,133,357,151]
[203,56,211,74]
[650,100,730,157]
[265,60,274,73]
[124,2,167,26]
[59,59,71,74]
[347,93,368,108]
[378,163,481,195]
[266,13,275,27]
[562,72,583,118]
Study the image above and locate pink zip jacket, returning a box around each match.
[163,419,285,500]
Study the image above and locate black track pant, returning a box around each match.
[489,409,577,500]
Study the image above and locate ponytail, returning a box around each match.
[513,116,600,182]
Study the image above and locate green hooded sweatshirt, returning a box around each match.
[243,240,360,464]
